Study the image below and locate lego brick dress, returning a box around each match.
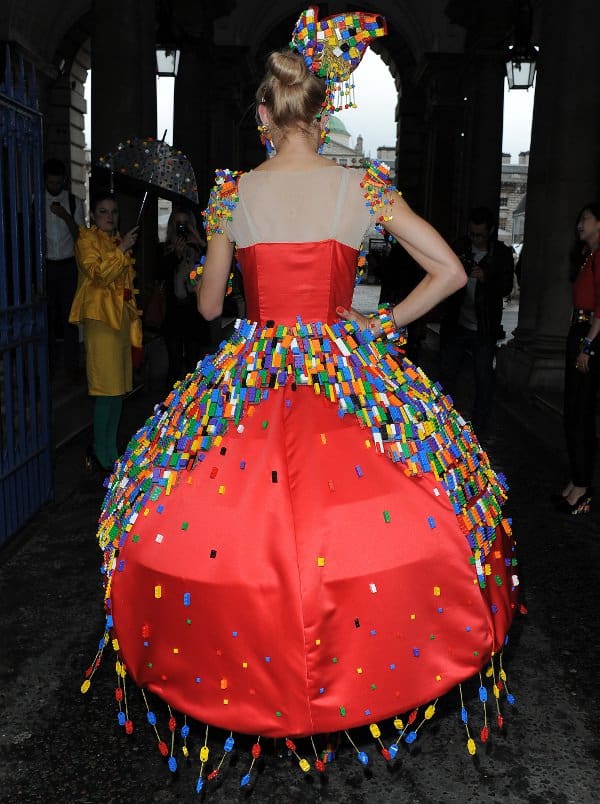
[94,163,518,744]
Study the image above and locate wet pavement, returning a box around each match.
[1,291,599,803]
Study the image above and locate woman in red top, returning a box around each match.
[556,202,600,514]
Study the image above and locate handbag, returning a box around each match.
[144,280,166,330]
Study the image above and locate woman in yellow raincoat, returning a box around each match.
[69,192,142,473]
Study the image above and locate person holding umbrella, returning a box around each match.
[69,191,142,474]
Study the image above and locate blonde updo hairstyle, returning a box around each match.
[256,50,326,139]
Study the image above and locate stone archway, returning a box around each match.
[172,3,423,212]
[42,15,91,203]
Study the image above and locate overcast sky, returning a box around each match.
[88,50,534,165]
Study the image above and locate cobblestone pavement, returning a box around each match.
[1,294,599,803]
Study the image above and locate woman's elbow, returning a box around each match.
[447,259,467,292]
[197,295,223,321]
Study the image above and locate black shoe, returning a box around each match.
[85,446,111,478]
[554,490,592,516]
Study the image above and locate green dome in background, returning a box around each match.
[328,116,351,135]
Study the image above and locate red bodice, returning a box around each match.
[237,240,358,325]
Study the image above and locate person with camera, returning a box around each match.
[156,206,208,384]
[439,206,515,440]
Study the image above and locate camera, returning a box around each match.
[176,222,188,237]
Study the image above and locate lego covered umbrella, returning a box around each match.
[96,134,198,223]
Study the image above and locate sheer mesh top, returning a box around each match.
[227,165,372,248]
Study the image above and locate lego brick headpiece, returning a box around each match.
[290,6,387,111]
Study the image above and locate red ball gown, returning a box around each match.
[93,164,518,753]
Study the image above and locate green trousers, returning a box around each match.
[93,395,123,469]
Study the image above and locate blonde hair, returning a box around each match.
[256,50,326,133]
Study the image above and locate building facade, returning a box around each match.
[376,146,397,184]
[321,117,365,167]
[498,151,529,244]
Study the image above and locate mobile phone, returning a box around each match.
[176,223,188,237]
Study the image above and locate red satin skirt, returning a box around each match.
[110,382,515,738]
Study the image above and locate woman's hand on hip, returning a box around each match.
[336,305,373,332]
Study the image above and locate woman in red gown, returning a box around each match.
[86,7,519,788]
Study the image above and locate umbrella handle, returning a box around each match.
[135,131,167,225]
[136,191,149,226]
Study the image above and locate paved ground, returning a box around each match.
[1,290,599,803]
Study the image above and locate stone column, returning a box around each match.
[462,57,505,222]
[172,2,248,210]
[210,46,250,170]
[91,0,157,287]
[418,55,466,242]
[173,44,212,208]
[395,85,427,213]
[498,0,600,395]
[175,43,253,207]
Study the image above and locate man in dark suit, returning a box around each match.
[439,207,515,438]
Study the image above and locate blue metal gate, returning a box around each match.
[0,46,52,547]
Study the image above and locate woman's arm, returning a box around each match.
[196,231,235,320]
[75,228,132,286]
[339,192,466,330]
[576,315,600,374]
